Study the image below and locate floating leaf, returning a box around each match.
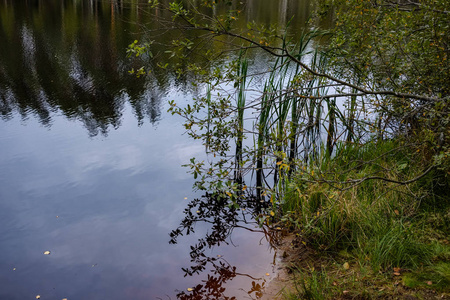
[43,251,51,255]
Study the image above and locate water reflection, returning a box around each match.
[0,0,316,135]
[170,192,278,299]
[0,0,164,135]
[0,0,311,298]
[176,259,265,300]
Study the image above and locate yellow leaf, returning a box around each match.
[187,287,194,292]
[242,185,247,191]
[276,161,282,165]
[343,262,350,270]
[265,273,270,276]
[226,191,232,197]
[36,296,41,299]
[43,251,51,255]
[270,211,275,216]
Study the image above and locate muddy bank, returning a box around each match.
[260,233,311,300]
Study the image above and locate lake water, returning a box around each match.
[0,1,313,299]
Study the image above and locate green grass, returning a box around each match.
[279,139,450,299]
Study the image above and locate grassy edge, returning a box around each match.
[275,139,450,299]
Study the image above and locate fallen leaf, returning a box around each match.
[265,273,270,276]
[43,251,51,255]
[394,210,399,215]
[393,267,401,272]
[270,211,275,216]
[393,272,401,276]
[343,290,349,295]
[343,262,350,270]
[426,281,432,285]
[332,281,338,286]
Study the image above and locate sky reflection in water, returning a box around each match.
[0,101,275,299]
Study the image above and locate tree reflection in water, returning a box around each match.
[170,192,276,299]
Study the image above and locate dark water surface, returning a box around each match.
[0,1,312,299]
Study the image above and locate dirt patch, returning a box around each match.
[259,233,311,300]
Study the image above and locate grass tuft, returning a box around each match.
[279,139,450,299]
